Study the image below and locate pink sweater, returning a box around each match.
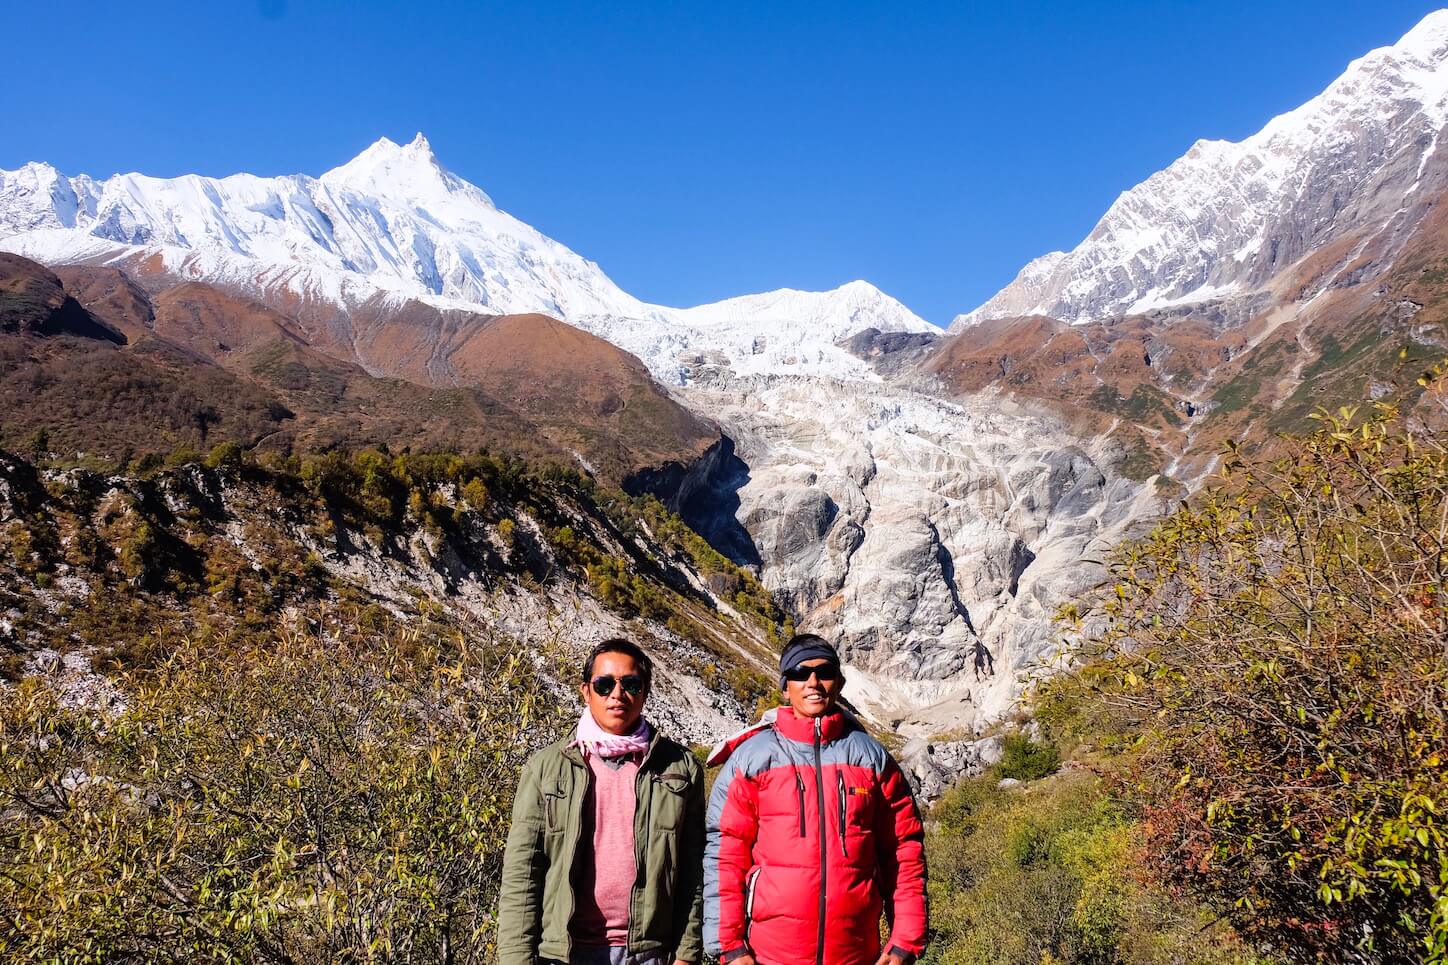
[570,753,640,946]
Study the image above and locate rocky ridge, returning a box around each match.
[954,10,1448,328]
[0,446,777,746]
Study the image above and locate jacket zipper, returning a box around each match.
[794,771,806,837]
[745,866,762,944]
[836,771,849,857]
[813,718,826,965]
[628,738,657,955]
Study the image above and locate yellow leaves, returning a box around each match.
[0,602,565,960]
[1048,400,1448,956]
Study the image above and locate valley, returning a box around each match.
[6,11,1448,748]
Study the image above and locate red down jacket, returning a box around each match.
[703,706,927,965]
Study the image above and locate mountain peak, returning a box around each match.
[342,132,437,165]
[953,10,1448,330]
[319,132,474,202]
[1396,8,1448,60]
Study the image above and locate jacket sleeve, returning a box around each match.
[703,755,759,960]
[873,756,927,961]
[496,754,548,965]
[672,755,707,963]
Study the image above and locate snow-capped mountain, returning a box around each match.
[0,134,934,382]
[0,134,659,321]
[954,9,1448,329]
[586,280,935,382]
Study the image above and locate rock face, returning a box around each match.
[955,11,1448,328]
[681,371,1164,732]
[899,735,1003,803]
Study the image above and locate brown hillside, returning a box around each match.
[444,313,716,473]
[299,295,717,476]
[52,265,156,341]
[151,283,310,363]
[0,332,292,460]
[2,255,715,480]
[57,255,720,478]
[0,254,123,343]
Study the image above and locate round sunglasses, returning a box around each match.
[590,674,645,697]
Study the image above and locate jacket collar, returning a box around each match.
[773,705,851,745]
[706,704,860,767]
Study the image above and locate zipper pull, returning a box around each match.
[837,771,848,857]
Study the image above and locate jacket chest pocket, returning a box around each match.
[543,783,569,834]
[651,772,690,829]
[841,776,875,829]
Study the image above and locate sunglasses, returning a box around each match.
[590,674,645,697]
[783,663,841,683]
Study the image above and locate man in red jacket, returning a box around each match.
[703,634,927,965]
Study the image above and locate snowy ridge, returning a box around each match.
[0,135,661,323]
[0,134,932,382]
[588,281,937,384]
[954,9,1448,329]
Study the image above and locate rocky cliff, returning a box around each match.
[678,363,1165,734]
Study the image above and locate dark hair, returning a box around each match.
[582,638,653,691]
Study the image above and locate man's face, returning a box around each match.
[582,650,648,735]
[784,657,843,718]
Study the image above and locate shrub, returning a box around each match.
[998,732,1061,782]
[1058,403,1448,962]
[204,441,244,470]
[462,477,489,512]
[925,770,1249,965]
[0,607,565,962]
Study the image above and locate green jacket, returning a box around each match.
[496,729,705,965]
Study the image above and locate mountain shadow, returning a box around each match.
[624,434,762,568]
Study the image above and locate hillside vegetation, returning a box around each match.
[954,393,1448,963]
[0,442,788,960]
[3,607,556,962]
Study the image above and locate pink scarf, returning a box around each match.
[572,710,652,759]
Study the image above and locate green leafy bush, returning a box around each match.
[1055,402,1448,962]
[998,732,1061,781]
[0,607,565,962]
[925,769,1251,965]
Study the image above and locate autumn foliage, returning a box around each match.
[1053,402,1448,962]
[0,608,564,962]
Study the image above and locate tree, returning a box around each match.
[27,427,48,462]
[1057,403,1448,962]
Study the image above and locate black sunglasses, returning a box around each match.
[590,674,645,697]
[783,663,841,683]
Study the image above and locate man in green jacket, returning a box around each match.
[498,638,705,965]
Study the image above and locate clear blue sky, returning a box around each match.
[3,1,1442,324]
